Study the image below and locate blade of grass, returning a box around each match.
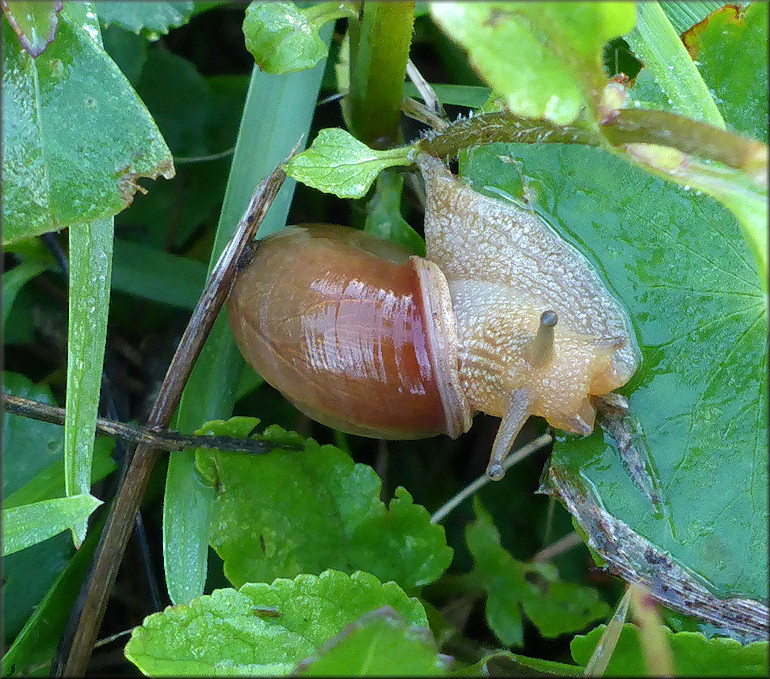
[625,0,725,128]
[162,28,333,605]
[3,494,102,556]
[2,512,106,676]
[64,217,113,547]
[347,1,415,146]
[112,239,206,310]
[3,259,49,326]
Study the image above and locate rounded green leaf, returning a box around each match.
[243,1,336,74]
[430,2,636,124]
[297,608,448,676]
[466,499,609,647]
[96,1,194,40]
[124,570,427,676]
[460,143,767,604]
[682,2,768,143]
[283,128,413,198]
[195,419,452,591]
[571,623,768,676]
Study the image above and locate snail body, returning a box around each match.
[227,155,639,478]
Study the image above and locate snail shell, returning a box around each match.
[227,155,639,478]
[226,224,471,440]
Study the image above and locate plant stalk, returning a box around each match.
[347,1,415,147]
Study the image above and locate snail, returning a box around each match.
[226,153,639,479]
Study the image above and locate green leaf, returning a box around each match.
[571,623,769,676]
[284,128,413,198]
[460,144,767,603]
[112,239,207,309]
[4,439,115,510]
[195,418,452,590]
[3,494,102,555]
[2,0,62,57]
[2,373,73,646]
[124,570,427,675]
[2,260,49,330]
[364,169,426,256]
[681,2,768,143]
[243,1,355,74]
[297,608,448,676]
[1,8,174,245]
[466,499,609,647]
[523,581,613,639]
[96,1,194,40]
[403,82,491,109]
[164,43,331,605]
[64,217,113,547]
[465,650,583,677]
[2,512,105,676]
[430,2,636,125]
[659,1,725,35]
[625,1,725,127]
[622,143,767,278]
[2,373,65,497]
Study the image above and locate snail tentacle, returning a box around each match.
[486,387,534,480]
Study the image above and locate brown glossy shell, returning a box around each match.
[226,224,471,439]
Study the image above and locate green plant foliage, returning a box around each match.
[466,499,610,647]
[101,24,148,85]
[96,1,195,39]
[1,7,173,245]
[464,650,583,676]
[682,2,768,143]
[364,169,426,256]
[624,1,725,128]
[660,1,725,35]
[111,239,207,309]
[460,143,767,601]
[195,418,453,590]
[571,623,769,676]
[3,260,49,326]
[2,513,104,676]
[3,373,64,495]
[283,128,414,198]
[117,69,249,251]
[4,440,116,510]
[430,2,635,124]
[64,217,113,547]
[297,608,448,676]
[2,0,62,57]
[2,374,115,652]
[3,494,102,555]
[403,82,491,108]
[243,1,355,74]
[124,570,428,675]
